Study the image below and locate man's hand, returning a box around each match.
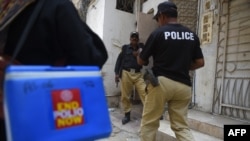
[115,75,119,83]
[132,51,139,57]
[137,55,148,66]
[132,48,142,57]
[190,58,205,70]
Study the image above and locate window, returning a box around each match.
[116,0,135,13]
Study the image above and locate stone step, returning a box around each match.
[164,109,250,140]
[156,120,223,141]
[106,101,250,141]
[105,106,224,141]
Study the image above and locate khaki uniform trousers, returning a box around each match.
[140,76,194,141]
[120,70,146,113]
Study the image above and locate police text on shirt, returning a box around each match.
[164,31,194,40]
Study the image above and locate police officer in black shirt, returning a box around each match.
[114,31,146,125]
[137,1,204,141]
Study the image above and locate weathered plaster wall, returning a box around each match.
[87,0,105,38]
[194,0,218,112]
[142,0,165,14]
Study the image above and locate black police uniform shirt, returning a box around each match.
[114,44,143,75]
[140,23,203,86]
[4,0,108,69]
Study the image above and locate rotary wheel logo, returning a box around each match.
[60,90,73,102]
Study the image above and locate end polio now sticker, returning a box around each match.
[51,89,84,129]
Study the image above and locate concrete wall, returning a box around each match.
[142,0,165,14]
[87,0,137,104]
[87,0,105,38]
[194,0,218,112]
[71,0,81,9]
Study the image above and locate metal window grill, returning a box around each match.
[116,0,135,14]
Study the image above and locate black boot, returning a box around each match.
[160,115,163,120]
[122,112,130,125]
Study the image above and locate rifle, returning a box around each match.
[116,81,119,87]
[115,75,119,88]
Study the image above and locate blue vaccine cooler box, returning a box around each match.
[3,66,112,141]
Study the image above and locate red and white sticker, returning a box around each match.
[52,89,84,129]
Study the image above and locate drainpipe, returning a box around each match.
[135,0,141,31]
[189,0,202,109]
[212,0,222,114]
[219,0,229,114]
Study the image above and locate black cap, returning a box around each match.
[153,1,177,19]
[130,31,139,38]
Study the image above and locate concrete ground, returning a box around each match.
[97,102,249,141]
[97,104,142,141]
